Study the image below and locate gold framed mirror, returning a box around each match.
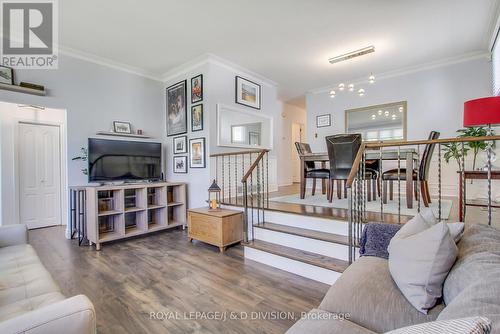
[345,101,407,142]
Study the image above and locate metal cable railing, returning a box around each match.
[346,135,500,264]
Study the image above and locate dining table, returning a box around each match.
[299,148,418,208]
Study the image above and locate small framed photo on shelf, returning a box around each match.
[189,137,206,168]
[191,104,203,132]
[191,74,203,103]
[316,114,331,128]
[113,121,132,134]
[235,76,261,110]
[173,156,188,173]
[0,65,14,85]
[173,135,187,154]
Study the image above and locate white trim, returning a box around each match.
[59,46,162,82]
[309,51,491,95]
[14,117,68,231]
[162,53,278,87]
[216,103,274,150]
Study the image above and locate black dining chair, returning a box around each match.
[295,142,330,197]
[382,131,440,207]
[325,134,378,203]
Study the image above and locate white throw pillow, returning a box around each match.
[388,220,458,314]
[411,208,465,243]
[447,222,465,243]
[385,316,491,334]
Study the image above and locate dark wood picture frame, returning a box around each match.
[189,137,206,168]
[316,114,331,128]
[191,104,203,132]
[235,76,261,110]
[173,156,188,174]
[173,135,188,154]
[191,74,203,103]
[166,80,188,136]
[0,65,14,85]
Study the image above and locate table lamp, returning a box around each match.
[463,96,500,225]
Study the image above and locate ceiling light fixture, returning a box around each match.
[348,83,354,92]
[329,90,336,98]
[338,83,345,91]
[328,45,375,64]
[358,88,365,97]
[371,114,376,120]
[369,74,375,84]
[384,111,389,117]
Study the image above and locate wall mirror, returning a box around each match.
[345,101,407,142]
[217,104,273,149]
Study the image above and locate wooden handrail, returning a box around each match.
[210,149,268,158]
[241,150,267,182]
[346,135,500,188]
[346,143,366,188]
[364,135,500,149]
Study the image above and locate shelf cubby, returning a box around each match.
[85,183,186,250]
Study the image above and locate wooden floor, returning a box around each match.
[29,226,329,334]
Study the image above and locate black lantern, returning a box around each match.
[208,179,221,210]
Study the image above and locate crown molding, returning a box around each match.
[309,51,491,95]
[160,54,211,83]
[488,0,500,50]
[59,46,163,81]
[161,53,278,87]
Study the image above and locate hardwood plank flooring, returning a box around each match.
[245,240,349,273]
[29,226,329,334]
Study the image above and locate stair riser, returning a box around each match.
[254,228,357,261]
[222,205,349,236]
[244,246,342,285]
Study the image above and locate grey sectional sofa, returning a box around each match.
[0,224,96,334]
[287,223,500,334]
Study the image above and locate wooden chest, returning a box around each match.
[188,208,243,252]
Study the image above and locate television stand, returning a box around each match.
[76,182,186,250]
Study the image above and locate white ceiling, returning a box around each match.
[60,0,499,104]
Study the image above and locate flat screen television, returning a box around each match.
[88,138,162,182]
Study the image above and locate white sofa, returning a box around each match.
[0,224,96,334]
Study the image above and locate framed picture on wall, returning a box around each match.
[316,114,331,128]
[173,135,187,154]
[113,121,132,134]
[191,104,203,132]
[166,80,187,136]
[235,76,261,110]
[0,65,14,85]
[173,156,188,173]
[189,137,206,168]
[191,74,203,103]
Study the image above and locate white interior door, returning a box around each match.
[291,123,304,183]
[18,123,61,229]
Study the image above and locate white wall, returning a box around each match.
[306,57,497,198]
[164,58,293,207]
[0,54,164,225]
[163,63,210,208]
[277,103,307,186]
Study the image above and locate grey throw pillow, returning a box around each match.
[388,218,458,314]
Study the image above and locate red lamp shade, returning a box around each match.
[463,96,500,127]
